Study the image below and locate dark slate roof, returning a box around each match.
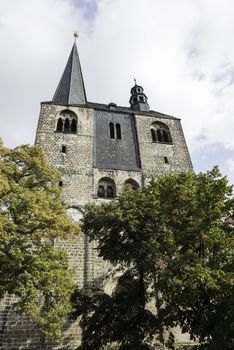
[90,102,179,120]
[43,100,179,120]
[52,43,87,105]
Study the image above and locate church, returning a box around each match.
[0,39,193,349]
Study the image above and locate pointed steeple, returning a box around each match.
[52,41,87,105]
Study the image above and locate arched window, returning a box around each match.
[55,110,78,134]
[116,123,121,139]
[151,122,172,143]
[97,177,116,199]
[56,118,63,132]
[157,129,163,142]
[123,179,139,191]
[163,129,171,142]
[98,185,105,198]
[109,122,115,139]
[151,128,156,142]
[71,119,77,133]
[106,185,114,198]
[64,118,70,133]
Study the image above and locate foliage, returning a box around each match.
[74,271,159,350]
[0,140,80,338]
[76,167,233,349]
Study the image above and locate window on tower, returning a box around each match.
[71,119,77,133]
[97,177,116,199]
[55,110,78,134]
[97,185,105,198]
[106,185,114,198]
[123,179,139,191]
[116,123,121,139]
[109,122,121,140]
[61,145,66,153]
[56,118,63,132]
[109,122,115,139]
[64,118,70,133]
[151,122,172,143]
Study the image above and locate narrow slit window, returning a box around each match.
[59,181,63,187]
[71,119,77,133]
[151,128,157,142]
[62,145,66,153]
[116,123,121,139]
[56,118,63,132]
[163,130,170,142]
[157,129,163,142]
[64,118,70,133]
[109,122,115,139]
[164,157,169,164]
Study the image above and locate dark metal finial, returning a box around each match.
[73,32,79,41]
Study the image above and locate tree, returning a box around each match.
[75,167,233,349]
[0,140,80,338]
[157,167,234,349]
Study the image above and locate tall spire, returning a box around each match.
[52,39,87,105]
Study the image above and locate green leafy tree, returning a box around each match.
[75,167,233,350]
[157,167,234,349]
[0,140,80,338]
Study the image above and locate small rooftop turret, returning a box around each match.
[129,80,150,112]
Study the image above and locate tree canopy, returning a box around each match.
[75,167,234,350]
[0,140,79,338]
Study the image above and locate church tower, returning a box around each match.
[35,36,193,283]
[0,37,194,350]
[36,39,193,348]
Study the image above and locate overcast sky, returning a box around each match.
[0,0,234,183]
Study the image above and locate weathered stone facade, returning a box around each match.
[0,42,194,349]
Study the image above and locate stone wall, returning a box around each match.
[135,113,192,179]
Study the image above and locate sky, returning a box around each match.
[0,0,234,183]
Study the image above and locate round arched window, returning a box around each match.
[123,179,139,191]
[151,122,172,143]
[97,177,116,199]
[55,110,78,134]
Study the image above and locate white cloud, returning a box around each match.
[0,0,234,182]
